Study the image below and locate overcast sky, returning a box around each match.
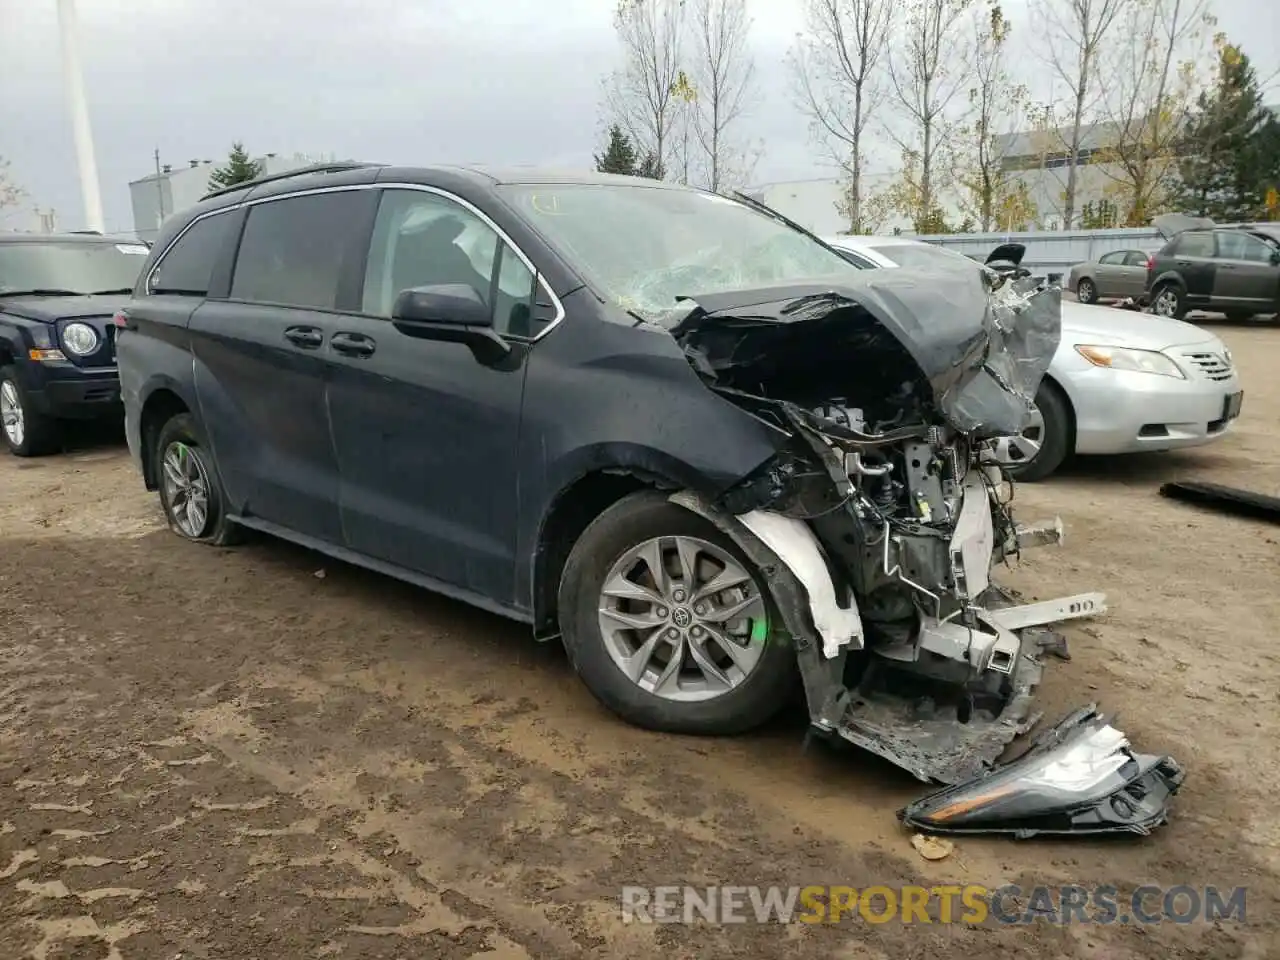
[1,0,1276,234]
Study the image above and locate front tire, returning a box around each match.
[1,366,61,457]
[998,382,1072,482]
[1076,278,1098,304]
[154,413,241,545]
[558,491,795,736]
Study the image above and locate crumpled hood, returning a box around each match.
[669,267,1062,438]
[0,294,125,323]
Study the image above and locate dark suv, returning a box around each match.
[116,161,1091,787]
[0,232,148,455]
[1145,214,1280,321]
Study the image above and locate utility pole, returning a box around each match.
[56,0,105,233]
[154,147,165,229]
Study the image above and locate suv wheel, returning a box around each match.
[1151,284,1186,320]
[558,491,795,735]
[1076,278,1098,304]
[0,365,61,457]
[993,382,1072,482]
[155,413,241,545]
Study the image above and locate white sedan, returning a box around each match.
[825,234,1244,480]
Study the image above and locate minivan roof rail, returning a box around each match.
[201,161,385,201]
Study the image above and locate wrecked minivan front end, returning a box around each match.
[658,266,1180,833]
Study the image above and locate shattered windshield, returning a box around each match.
[497,183,859,320]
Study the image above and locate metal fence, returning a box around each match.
[913,227,1165,273]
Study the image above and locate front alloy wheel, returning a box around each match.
[598,535,767,701]
[161,441,212,538]
[558,492,797,735]
[0,379,24,450]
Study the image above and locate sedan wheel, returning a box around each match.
[598,534,767,702]
[1076,278,1097,304]
[991,404,1045,467]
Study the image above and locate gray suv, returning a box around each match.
[1146,214,1280,321]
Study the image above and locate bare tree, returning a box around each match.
[0,157,22,212]
[953,2,1031,231]
[1096,0,1215,225]
[788,0,895,232]
[687,0,758,192]
[1034,0,1127,228]
[884,0,975,229]
[605,0,695,179]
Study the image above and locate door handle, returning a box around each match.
[284,326,324,349]
[331,332,376,358]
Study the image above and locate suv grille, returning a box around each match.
[1180,350,1234,381]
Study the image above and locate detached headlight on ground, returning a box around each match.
[62,322,99,357]
[1074,344,1185,379]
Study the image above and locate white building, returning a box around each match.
[128,151,345,243]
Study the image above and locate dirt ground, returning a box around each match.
[2,320,1278,960]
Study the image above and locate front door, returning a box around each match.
[189,188,374,544]
[1213,231,1280,311]
[326,186,544,604]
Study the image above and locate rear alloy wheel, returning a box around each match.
[155,413,241,545]
[994,383,1072,482]
[0,366,60,457]
[1076,278,1098,304]
[1151,284,1186,320]
[559,492,795,735]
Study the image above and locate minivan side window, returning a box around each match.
[230,191,367,310]
[149,212,236,297]
[1174,232,1214,257]
[362,189,539,337]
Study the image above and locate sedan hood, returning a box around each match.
[0,294,126,322]
[1061,300,1219,350]
[668,267,1062,438]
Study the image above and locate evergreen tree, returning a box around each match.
[595,125,639,176]
[636,151,666,181]
[1176,44,1279,221]
[207,142,265,192]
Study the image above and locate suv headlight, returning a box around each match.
[62,322,99,356]
[1074,344,1185,379]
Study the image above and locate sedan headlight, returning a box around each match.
[62,322,99,356]
[1074,344,1185,379]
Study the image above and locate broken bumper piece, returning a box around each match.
[899,706,1185,838]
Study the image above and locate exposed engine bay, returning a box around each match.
[659,265,1182,835]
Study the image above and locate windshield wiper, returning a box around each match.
[88,288,134,295]
[0,288,86,298]
[730,191,849,259]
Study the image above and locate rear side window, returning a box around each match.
[150,212,236,296]
[1125,251,1149,266]
[230,191,366,310]
[1173,232,1214,257]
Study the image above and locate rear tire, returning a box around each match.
[154,413,242,546]
[1150,283,1187,320]
[0,365,61,457]
[1002,382,1072,483]
[558,491,795,736]
[1076,278,1098,304]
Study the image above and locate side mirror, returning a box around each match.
[391,283,510,365]
[392,283,492,327]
